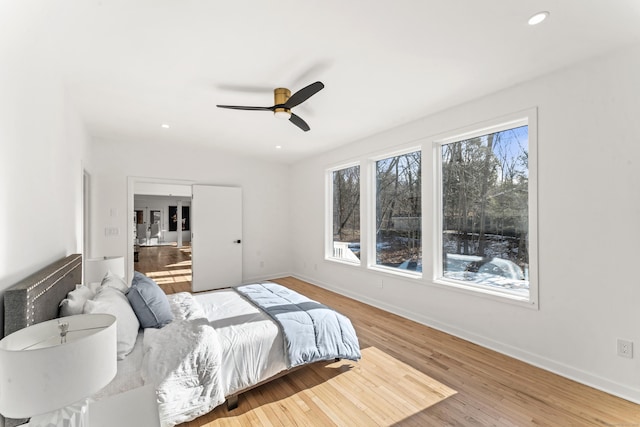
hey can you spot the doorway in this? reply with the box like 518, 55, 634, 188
127, 178, 243, 292
126, 177, 193, 284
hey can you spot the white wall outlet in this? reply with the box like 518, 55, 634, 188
617, 339, 633, 358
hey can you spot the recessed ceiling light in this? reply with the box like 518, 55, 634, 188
528, 11, 549, 26
275, 145, 282, 150
161, 123, 170, 129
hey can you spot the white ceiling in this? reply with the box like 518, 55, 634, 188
4, 1, 640, 163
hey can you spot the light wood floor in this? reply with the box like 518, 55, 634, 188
135, 242, 192, 294
136, 245, 640, 426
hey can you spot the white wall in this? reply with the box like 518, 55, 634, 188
0, 6, 89, 426
0, 11, 88, 338
89, 138, 291, 284
289, 44, 640, 402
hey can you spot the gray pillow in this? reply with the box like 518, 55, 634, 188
127, 272, 173, 328
131, 271, 148, 287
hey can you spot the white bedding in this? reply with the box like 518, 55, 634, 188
195, 289, 286, 396
96, 289, 286, 427
94, 331, 145, 397
142, 293, 224, 426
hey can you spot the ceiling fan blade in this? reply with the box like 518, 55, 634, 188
289, 113, 310, 132
216, 105, 273, 111
284, 81, 324, 109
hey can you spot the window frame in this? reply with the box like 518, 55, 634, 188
367, 146, 423, 279
433, 109, 539, 308
325, 161, 362, 266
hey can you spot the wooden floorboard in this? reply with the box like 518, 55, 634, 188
135, 242, 192, 294
135, 245, 640, 426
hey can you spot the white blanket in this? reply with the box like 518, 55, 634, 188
142, 293, 225, 427
96, 290, 289, 426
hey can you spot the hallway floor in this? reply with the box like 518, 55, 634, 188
135, 243, 192, 294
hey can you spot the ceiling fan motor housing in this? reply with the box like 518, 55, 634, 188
273, 88, 291, 117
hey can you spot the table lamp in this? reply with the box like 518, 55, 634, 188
84, 256, 125, 284
0, 314, 117, 426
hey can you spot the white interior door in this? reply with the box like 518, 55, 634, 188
191, 185, 243, 291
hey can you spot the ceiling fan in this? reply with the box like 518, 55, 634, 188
216, 81, 324, 132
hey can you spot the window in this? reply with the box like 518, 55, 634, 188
169, 206, 190, 231
436, 113, 536, 303
328, 164, 360, 263
323, 111, 536, 303
374, 150, 422, 273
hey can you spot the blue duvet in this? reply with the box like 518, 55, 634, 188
235, 282, 361, 368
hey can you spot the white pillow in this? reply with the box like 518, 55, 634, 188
59, 284, 98, 317
59, 299, 84, 317
84, 287, 140, 359
100, 270, 129, 293
87, 282, 101, 294
70, 284, 96, 301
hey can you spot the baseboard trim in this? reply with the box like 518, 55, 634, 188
244, 272, 293, 284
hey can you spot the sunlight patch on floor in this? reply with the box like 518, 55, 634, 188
303, 346, 457, 425
162, 260, 191, 268
146, 269, 192, 285
191, 346, 457, 426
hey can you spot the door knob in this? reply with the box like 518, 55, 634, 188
234, 239, 242, 244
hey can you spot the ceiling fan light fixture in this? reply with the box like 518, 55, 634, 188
274, 108, 292, 120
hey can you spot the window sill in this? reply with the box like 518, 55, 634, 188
326, 257, 361, 267
432, 277, 538, 309
368, 265, 422, 280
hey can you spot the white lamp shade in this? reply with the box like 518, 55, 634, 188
84, 256, 125, 283
0, 314, 117, 419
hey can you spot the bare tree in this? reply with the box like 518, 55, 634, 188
333, 166, 360, 241
442, 125, 529, 270
376, 151, 422, 265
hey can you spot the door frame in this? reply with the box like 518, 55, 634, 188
83, 169, 91, 259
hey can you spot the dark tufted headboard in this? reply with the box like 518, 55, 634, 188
3, 254, 82, 337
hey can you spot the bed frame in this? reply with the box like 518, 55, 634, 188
223, 359, 336, 410
4, 254, 82, 337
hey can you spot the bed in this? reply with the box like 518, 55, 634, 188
2, 255, 361, 427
